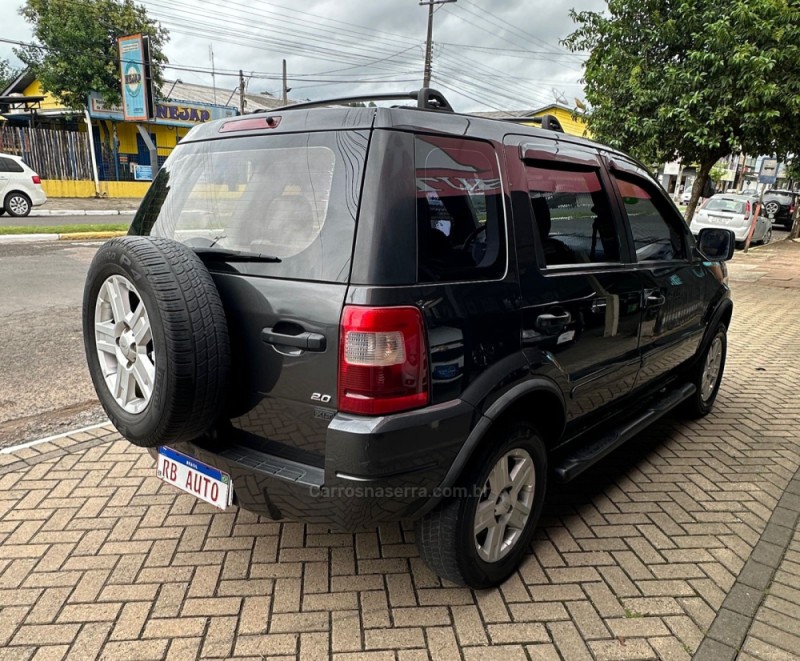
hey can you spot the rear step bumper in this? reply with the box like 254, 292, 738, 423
554, 382, 696, 483
155, 399, 475, 530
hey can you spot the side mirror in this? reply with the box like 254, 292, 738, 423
698, 228, 735, 261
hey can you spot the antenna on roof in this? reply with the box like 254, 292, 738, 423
552, 88, 568, 105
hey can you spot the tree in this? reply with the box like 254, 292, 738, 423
709, 163, 727, 189
16, 0, 168, 110
564, 0, 800, 220
0, 58, 20, 92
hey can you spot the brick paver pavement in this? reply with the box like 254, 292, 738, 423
0, 240, 798, 661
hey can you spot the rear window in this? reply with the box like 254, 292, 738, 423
415, 136, 505, 282
130, 131, 368, 283
705, 197, 747, 214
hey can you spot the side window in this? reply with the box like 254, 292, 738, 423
614, 176, 686, 262
415, 136, 505, 282
525, 164, 621, 267
0, 157, 22, 173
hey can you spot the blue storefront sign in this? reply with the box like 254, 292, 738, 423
134, 164, 153, 181
118, 34, 151, 122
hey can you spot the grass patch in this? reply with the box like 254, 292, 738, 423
624, 608, 643, 619
0, 223, 129, 235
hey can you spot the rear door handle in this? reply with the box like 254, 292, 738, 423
262, 328, 326, 351
535, 311, 571, 333
644, 289, 666, 307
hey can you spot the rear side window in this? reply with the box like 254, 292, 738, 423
614, 177, 686, 262
131, 131, 368, 283
415, 136, 505, 282
525, 164, 620, 267
0, 157, 23, 173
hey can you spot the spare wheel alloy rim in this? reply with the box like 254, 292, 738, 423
94, 274, 156, 414
474, 448, 536, 563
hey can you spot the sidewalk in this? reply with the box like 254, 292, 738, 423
0, 242, 798, 659
31, 197, 141, 217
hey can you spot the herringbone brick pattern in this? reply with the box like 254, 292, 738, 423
0, 241, 798, 660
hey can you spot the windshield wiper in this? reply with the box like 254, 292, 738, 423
192, 247, 282, 263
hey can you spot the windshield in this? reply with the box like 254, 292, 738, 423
130, 130, 368, 282
705, 198, 746, 214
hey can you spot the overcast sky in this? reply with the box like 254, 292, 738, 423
1, 0, 605, 112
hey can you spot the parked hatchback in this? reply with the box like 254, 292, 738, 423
0, 153, 46, 217
82, 88, 735, 588
690, 193, 771, 246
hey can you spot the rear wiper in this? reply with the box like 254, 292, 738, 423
192, 248, 282, 263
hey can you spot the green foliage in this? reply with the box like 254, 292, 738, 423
0, 58, 20, 91
709, 162, 727, 186
16, 0, 168, 110
564, 0, 800, 215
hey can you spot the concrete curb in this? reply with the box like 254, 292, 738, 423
28, 209, 137, 217
0, 230, 127, 243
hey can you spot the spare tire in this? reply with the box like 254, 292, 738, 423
82, 236, 231, 447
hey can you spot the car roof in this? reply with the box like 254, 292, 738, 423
709, 194, 749, 201
0, 153, 23, 161
182, 105, 632, 162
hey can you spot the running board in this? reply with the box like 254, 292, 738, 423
554, 382, 696, 483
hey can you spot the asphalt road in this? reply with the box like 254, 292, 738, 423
0, 213, 130, 228
0, 240, 106, 448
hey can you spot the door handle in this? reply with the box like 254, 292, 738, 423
644, 289, 666, 308
262, 327, 326, 351
535, 311, 571, 333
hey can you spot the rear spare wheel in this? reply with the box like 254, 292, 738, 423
83, 237, 230, 447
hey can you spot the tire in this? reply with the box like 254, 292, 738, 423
415, 420, 547, 588
4, 191, 31, 217
761, 227, 772, 245
83, 236, 231, 447
682, 325, 727, 418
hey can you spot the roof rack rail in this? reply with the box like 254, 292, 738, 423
257, 87, 454, 113
500, 114, 565, 133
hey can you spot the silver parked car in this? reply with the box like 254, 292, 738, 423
690, 193, 772, 246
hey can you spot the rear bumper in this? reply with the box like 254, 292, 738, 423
690, 219, 750, 241
30, 187, 47, 207
151, 399, 475, 530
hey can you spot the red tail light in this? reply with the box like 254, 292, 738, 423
31, 175, 41, 185
339, 306, 428, 415
745, 201, 751, 218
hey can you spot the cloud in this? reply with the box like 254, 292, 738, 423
1, 0, 605, 111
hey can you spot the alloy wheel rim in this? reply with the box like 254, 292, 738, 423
8, 195, 29, 215
765, 202, 779, 216
701, 336, 723, 402
474, 448, 536, 563
94, 274, 156, 414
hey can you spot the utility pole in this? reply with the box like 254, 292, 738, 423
239, 69, 246, 114
209, 45, 217, 104
420, 0, 457, 88
282, 59, 288, 105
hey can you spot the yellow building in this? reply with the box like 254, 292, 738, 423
1, 72, 283, 197
474, 103, 590, 139
528, 103, 590, 138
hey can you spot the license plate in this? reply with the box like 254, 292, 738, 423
157, 446, 233, 510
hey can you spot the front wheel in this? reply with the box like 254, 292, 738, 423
682, 325, 727, 418
415, 420, 547, 588
762, 227, 772, 245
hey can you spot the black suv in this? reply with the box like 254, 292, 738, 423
762, 189, 796, 229
83, 89, 735, 588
